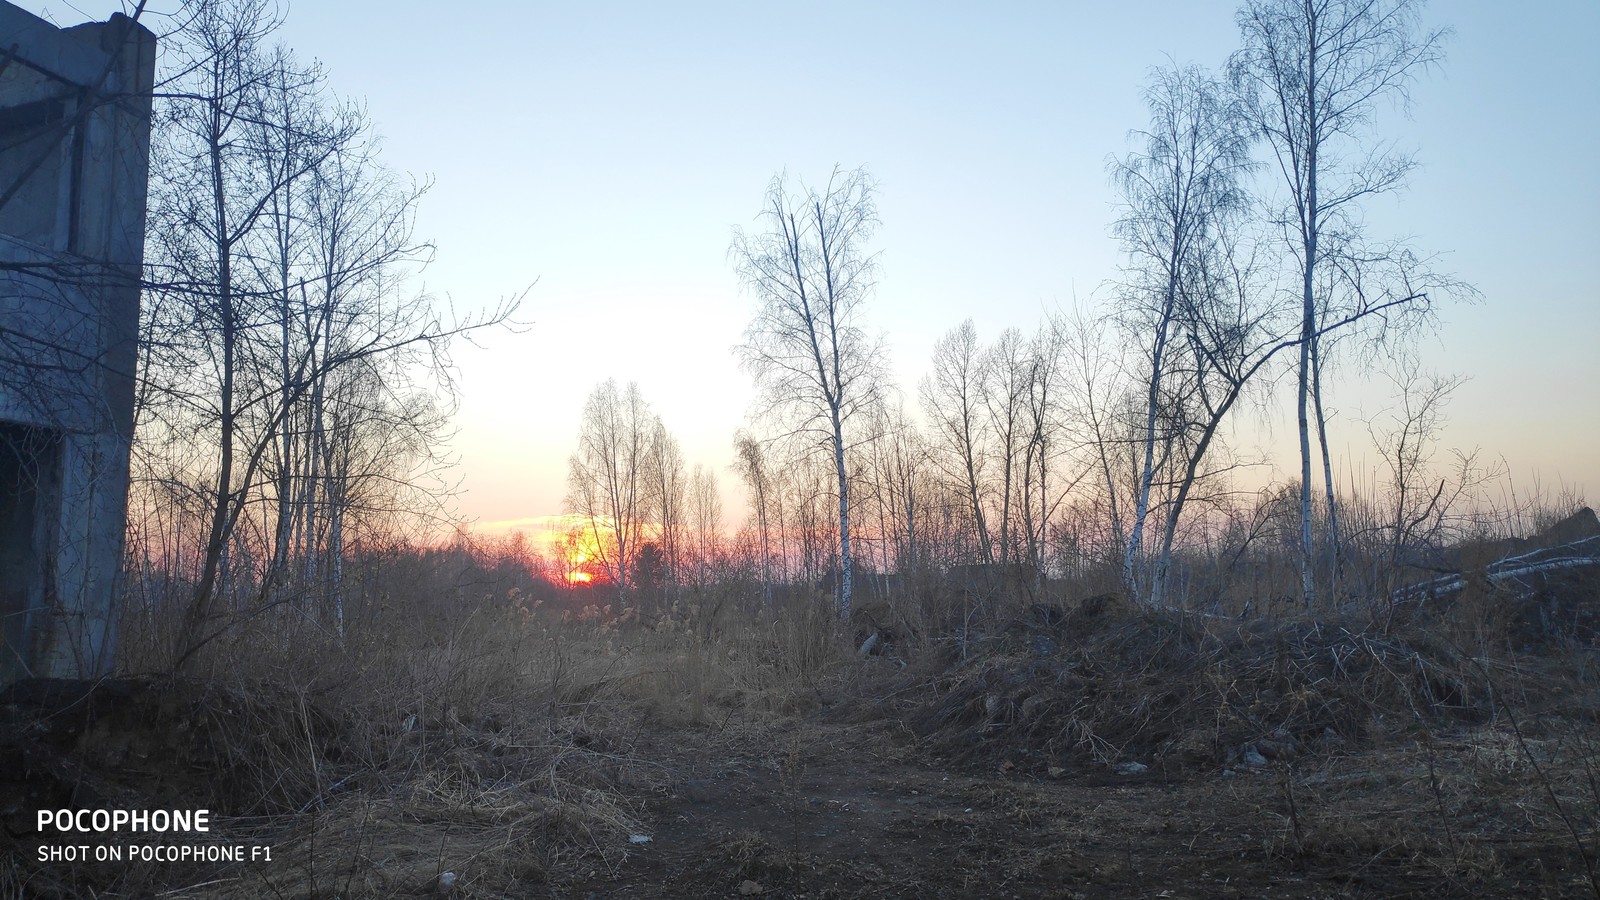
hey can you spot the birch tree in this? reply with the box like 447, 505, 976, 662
1111, 63, 1255, 600
1230, 0, 1448, 605
732, 166, 885, 620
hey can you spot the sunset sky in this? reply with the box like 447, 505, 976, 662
20, 0, 1600, 538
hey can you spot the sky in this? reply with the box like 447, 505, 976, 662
17, 0, 1600, 538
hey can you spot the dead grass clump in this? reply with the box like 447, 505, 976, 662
4, 597, 705, 898
1259, 724, 1600, 895
716, 830, 809, 881
209, 746, 646, 899
2, 675, 661, 899
907, 607, 1493, 768
1, 675, 347, 819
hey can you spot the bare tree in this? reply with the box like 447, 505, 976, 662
133, 0, 513, 669
732, 166, 885, 620
565, 379, 652, 599
733, 430, 775, 600
981, 327, 1031, 568
1111, 63, 1255, 600
1147, 225, 1297, 604
1362, 355, 1479, 613
643, 416, 686, 591
1230, 0, 1449, 605
867, 401, 930, 583
687, 463, 722, 585
1019, 320, 1071, 587
921, 319, 993, 566
1055, 308, 1133, 573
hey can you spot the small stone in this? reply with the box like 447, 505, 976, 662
433, 871, 457, 894
1114, 761, 1148, 776
1047, 766, 1066, 779
1241, 748, 1268, 768
628, 834, 652, 844
738, 879, 764, 895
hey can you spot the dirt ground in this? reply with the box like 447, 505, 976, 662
5, 645, 1597, 899
560, 716, 1593, 900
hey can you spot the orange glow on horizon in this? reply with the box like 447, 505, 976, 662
556, 522, 607, 588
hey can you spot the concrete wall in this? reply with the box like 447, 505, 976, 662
0, 3, 155, 684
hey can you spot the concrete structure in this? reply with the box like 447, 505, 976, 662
0, 3, 155, 684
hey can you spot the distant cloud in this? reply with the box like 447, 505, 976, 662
473, 514, 585, 535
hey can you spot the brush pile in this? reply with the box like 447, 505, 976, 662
909, 603, 1495, 770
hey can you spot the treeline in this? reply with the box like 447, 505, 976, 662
116, 0, 1543, 669
564, 0, 1508, 626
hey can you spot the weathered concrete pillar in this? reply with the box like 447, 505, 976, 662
0, 3, 156, 684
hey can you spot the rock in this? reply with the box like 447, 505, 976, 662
628, 834, 652, 844
1047, 766, 1066, 779
1114, 761, 1148, 776
1241, 748, 1268, 768
433, 871, 457, 894
738, 879, 764, 895
856, 631, 881, 658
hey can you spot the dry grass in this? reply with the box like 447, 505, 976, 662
905, 605, 1496, 768
8, 545, 1599, 897
4, 579, 852, 899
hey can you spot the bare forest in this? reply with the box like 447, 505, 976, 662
5, 1, 1599, 898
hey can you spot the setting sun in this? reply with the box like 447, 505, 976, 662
556, 523, 608, 587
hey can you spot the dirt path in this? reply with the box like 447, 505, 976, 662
559, 719, 1457, 900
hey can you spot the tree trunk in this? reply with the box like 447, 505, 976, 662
176, 96, 236, 670
1297, 14, 1321, 609
1311, 336, 1342, 598
832, 405, 852, 620
1126, 265, 1180, 599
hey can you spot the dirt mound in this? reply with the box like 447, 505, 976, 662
1, 676, 353, 897
1, 676, 342, 825
907, 609, 1491, 770
1, 675, 651, 898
